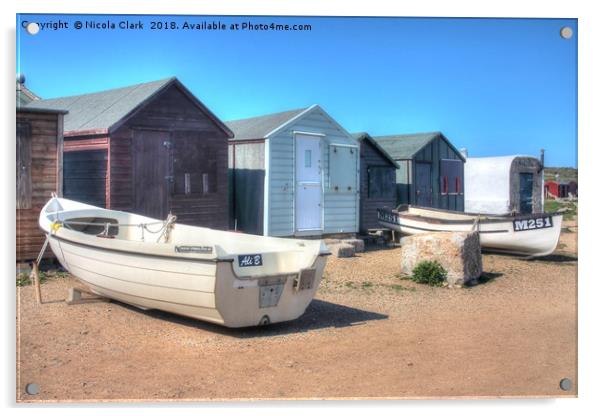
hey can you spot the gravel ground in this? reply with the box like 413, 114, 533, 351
16, 222, 577, 401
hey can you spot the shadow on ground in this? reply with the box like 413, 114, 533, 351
119, 299, 388, 339
485, 251, 577, 263
464, 272, 504, 288
524, 253, 578, 263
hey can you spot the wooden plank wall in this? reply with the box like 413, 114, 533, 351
16, 111, 62, 262
170, 131, 228, 228
359, 140, 397, 232
412, 136, 464, 211
109, 129, 133, 211
109, 83, 230, 229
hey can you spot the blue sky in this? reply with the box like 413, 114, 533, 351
17, 14, 577, 167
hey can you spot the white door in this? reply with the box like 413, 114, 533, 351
295, 134, 322, 231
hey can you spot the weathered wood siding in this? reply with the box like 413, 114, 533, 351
228, 141, 265, 234
109, 129, 132, 211
16, 111, 63, 261
393, 136, 464, 211
359, 140, 397, 232
267, 107, 359, 237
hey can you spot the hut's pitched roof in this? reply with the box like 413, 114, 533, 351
225, 107, 310, 141
352, 132, 399, 168
373, 132, 465, 161
17, 82, 40, 106
25, 77, 232, 137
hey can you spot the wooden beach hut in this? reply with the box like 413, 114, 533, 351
373, 132, 466, 211
227, 105, 360, 237
17, 81, 67, 261
25, 77, 234, 229
352, 132, 399, 233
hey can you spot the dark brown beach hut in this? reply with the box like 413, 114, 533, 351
25, 77, 234, 229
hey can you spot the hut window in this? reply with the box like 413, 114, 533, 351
304, 149, 312, 168
16, 122, 32, 209
368, 167, 395, 199
63, 150, 108, 208
440, 159, 463, 195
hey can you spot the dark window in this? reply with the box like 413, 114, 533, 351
440, 159, 463, 195
368, 166, 395, 199
63, 150, 108, 207
173, 137, 217, 196
16, 122, 32, 209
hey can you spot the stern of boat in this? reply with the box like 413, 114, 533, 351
213, 254, 328, 328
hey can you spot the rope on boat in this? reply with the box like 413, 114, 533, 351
471, 215, 481, 232
55, 214, 178, 243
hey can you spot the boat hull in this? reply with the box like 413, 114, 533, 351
41, 198, 329, 328
378, 206, 563, 257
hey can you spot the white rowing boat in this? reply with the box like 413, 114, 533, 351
39, 197, 330, 327
377, 205, 563, 257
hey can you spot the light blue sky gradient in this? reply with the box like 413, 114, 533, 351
17, 14, 577, 167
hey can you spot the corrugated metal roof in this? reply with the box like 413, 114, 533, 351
352, 132, 399, 168
25, 77, 175, 133
225, 107, 310, 141
372, 132, 443, 160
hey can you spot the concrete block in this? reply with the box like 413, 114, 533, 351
400, 231, 483, 287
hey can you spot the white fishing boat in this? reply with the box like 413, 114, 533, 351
377, 205, 563, 257
39, 197, 330, 328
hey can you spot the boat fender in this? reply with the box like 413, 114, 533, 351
51, 221, 62, 233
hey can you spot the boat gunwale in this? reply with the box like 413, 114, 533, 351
390, 205, 563, 226
389, 222, 510, 234
49, 233, 220, 264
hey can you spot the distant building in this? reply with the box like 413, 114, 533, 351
568, 181, 578, 197
373, 132, 465, 211
466, 155, 543, 215
545, 181, 570, 199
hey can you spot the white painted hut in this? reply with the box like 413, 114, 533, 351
465, 155, 543, 215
